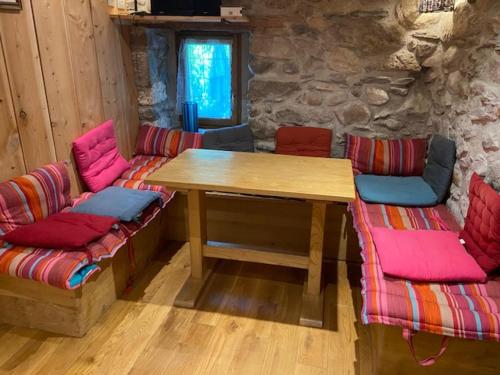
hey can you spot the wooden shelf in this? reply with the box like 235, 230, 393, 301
108, 7, 250, 27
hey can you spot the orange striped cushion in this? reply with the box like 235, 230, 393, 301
345, 134, 427, 176
135, 124, 203, 158
0, 162, 71, 235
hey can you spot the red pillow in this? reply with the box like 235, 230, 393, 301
275, 126, 332, 158
460, 173, 500, 274
345, 134, 427, 176
2, 212, 118, 249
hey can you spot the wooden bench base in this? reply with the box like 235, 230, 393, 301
0, 209, 167, 337
361, 323, 500, 374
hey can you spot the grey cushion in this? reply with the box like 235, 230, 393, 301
423, 135, 457, 203
202, 124, 255, 152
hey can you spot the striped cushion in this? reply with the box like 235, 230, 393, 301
0, 191, 167, 290
0, 162, 71, 235
121, 155, 170, 181
345, 134, 427, 176
135, 124, 203, 158
351, 196, 500, 341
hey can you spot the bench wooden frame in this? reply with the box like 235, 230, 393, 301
0, 210, 168, 337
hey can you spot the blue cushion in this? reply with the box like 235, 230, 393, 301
355, 175, 438, 207
72, 187, 161, 222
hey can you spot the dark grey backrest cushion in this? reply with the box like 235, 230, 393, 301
202, 124, 255, 152
423, 135, 457, 203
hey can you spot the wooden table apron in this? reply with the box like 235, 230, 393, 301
146, 149, 355, 328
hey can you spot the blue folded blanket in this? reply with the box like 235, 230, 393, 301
72, 187, 161, 222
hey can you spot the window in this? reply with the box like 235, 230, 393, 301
177, 34, 240, 126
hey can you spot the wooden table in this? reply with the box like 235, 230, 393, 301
147, 149, 355, 328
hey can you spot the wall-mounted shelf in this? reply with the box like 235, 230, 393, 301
109, 7, 251, 28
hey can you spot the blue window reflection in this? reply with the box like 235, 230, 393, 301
184, 40, 233, 120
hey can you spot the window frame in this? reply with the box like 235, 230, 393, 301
176, 32, 242, 128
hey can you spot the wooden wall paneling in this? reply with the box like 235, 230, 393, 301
62, 0, 105, 134
0, 36, 26, 181
0, 2, 57, 172
90, 0, 134, 158
31, 0, 85, 195
118, 24, 140, 151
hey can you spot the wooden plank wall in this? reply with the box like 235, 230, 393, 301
0, 0, 139, 194
0, 36, 26, 180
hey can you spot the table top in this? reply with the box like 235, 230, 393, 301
146, 149, 356, 203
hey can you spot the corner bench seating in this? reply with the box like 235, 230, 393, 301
350, 195, 500, 342
346, 133, 500, 365
0, 123, 201, 336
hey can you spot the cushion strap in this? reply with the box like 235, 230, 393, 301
402, 328, 449, 367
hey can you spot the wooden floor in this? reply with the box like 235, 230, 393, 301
0, 243, 497, 375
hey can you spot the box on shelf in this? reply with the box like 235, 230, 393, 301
220, 6, 244, 18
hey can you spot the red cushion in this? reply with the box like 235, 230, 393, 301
345, 134, 427, 176
460, 173, 500, 274
275, 126, 332, 158
73, 120, 130, 193
2, 212, 118, 249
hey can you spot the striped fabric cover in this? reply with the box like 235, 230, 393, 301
114, 154, 175, 207
121, 155, 170, 181
0, 193, 165, 290
350, 195, 500, 341
0, 162, 71, 235
345, 134, 427, 176
135, 124, 203, 158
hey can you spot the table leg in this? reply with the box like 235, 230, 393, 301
174, 190, 213, 308
300, 201, 327, 328
188, 189, 207, 279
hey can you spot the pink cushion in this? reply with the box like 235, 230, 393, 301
371, 227, 487, 283
73, 120, 130, 193
460, 173, 500, 274
345, 134, 427, 176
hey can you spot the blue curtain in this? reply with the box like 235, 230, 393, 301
177, 39, 233, 120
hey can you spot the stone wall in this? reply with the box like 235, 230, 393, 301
129, 0, 499, 223
130, 0, 438, 154
419, 0, 500, 223
229, 0, 436, 156
130, 28, 177, 127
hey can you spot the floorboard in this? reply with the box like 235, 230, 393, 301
0, 242, 498, 375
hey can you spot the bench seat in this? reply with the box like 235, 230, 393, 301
350, 194, 500, 341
